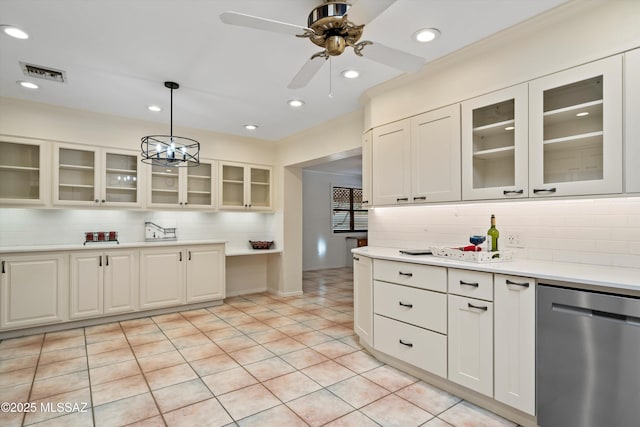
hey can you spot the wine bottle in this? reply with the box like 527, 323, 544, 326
487, 214, 499, 252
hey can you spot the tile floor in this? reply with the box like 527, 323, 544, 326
0, 267, 520, 427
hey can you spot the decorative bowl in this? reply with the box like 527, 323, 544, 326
249, 240, 274, 250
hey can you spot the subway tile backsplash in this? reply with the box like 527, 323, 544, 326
0, 209, 277, 252
367, 197, 640, 269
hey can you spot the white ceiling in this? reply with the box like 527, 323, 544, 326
0, 0, 567, 142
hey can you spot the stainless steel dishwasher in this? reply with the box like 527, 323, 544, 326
537, 284, 640, 427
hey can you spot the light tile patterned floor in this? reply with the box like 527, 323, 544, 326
0, 267, 520, 427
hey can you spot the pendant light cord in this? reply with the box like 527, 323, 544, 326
170, 86, 173, 138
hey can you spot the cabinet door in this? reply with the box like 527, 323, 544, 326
0, 137, 48, 205
372, 119, 411, 205
411, 105, 461, 203
186, 245, 225, 303
185, 160, 216, 209
1, 253, 66, 329
139, 248, 184, 309
147, 164, 182, 207
219, 162, 246, 209
529, 55, 622, 197
102, 149, 142, 207
448, 294, 493, 397
353, 255, 373, 347
248, 165, 272, 210
54, 144, 101, 206
69, 252, 103, 319
361, 130, 372, 207
462, 84, 528, 200
625, 48, 640, 193
104, 250, 138, 314
494, 275, 535, 415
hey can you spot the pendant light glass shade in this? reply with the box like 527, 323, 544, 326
141, 81, 200, 167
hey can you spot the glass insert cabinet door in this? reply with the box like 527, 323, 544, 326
249, 166, 271, 209
186, 162, 213, 207
0, 138, 47, 204
104, 152, 139, 205
461, 84, 528, 200
55, 145, 99, 205
219, 162, 272, 210
529, 55, 622, 197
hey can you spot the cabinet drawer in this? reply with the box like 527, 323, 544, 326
374, 259, 446, 292
374, 281, 446, 334
448, 269, 493, 301
374, 314, 447, 378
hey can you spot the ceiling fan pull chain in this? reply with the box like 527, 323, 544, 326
328, 56, 333, 99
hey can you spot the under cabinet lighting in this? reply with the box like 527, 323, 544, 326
17, 80, 38, 89
1, 25, 29, 39
413, 28, 440, 43
576, 112, 589, 117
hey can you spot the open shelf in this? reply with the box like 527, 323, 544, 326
59, 183, 94, 189
473, 146, 515, 160
59, 163, 94, 171
544, 100, 603, 125
472, 119, 515, 138
543, 131, 603, 151
0, 165, 39, 171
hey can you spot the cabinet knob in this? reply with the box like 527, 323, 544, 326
94, 199, 99, 203
101, 199, 106, 203
353, 256, 360, 261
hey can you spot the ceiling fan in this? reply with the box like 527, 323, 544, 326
220, 0, 425, 89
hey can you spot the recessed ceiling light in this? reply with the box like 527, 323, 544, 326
17, 80, 38, 89
341, 69, 360, 79
1, 25, 29, 40
148, 105, 162, 112
244, 124, 258, 131
288, 99, 305, 108
413, 28, 440, 43
576, 112, 589, 117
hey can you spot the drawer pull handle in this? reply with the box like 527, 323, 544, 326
468, 303, 488, 311
353, 256, 360, 261
503, 189, 524, 195
399, 339, 413, 348
398, 301, 413, 309
460, 280, 479, 287
398, 272, 413, 277
396, 197, 409, 202
413, 196, 426, 201
533, 187, 557, 194
506, 279, 529, 288
99, 256, 102, 267
362, 200, 369, 204
105, 255, 109, 267
1, 261, 4, 274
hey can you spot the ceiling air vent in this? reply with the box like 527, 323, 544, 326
19, 61, 67, 83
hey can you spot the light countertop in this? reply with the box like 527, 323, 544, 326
353, 246, 640, 294
0, 239, 228, 254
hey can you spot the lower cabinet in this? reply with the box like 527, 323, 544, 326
140, 244, 225, 309
0, 253, 67, 329
69, 250, 138, 319
447, 294, 494, 397
494, 274, 536, 415
353, 254, 373, 347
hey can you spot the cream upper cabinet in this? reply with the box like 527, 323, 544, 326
372, 119, 412, 205
372, 106, 461, 206
0, 252, 67, 330
0, 137, 49, 206
353, 254, 373, 347
54, 144, 142, 207
219, 162, 272, 211
529, 55, 623, 197
494, 274, 536, 416
462, 84, 528, 200
411, 105, 461, 203
625, 48, 640, 193
361, 130, 373, 207
147, 160, 216, 209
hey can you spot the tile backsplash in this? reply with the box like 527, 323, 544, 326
368, 197, 640, 269
0, 209, 277, 252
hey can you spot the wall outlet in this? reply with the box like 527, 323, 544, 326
505, 231, 525, 248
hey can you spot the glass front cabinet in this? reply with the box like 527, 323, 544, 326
147, 160, 216, 209
462, 84, 528, 200
529, 56, 623, 197
54, 144, 142, 207
0, 137, 48, 205
219, 162, 272, 211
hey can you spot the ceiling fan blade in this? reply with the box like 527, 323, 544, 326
288, 54, 328, 89
220, 11, 312, 37
359, 42, 424, 72
346, 0, 396, 25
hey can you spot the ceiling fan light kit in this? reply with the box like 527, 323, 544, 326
141, 81, 200, 167
220, 0, 424, 89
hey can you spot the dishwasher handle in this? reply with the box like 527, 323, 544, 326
553, 302, 640, 326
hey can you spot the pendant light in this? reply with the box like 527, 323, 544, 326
141, 81, 200, 167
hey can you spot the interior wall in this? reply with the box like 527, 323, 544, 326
302, 170, 365, 271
